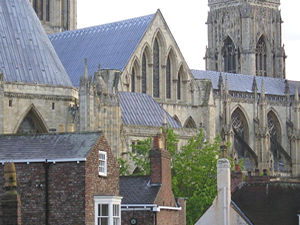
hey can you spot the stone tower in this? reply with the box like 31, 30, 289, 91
205, 0, 286, 78
30, 0, 77, 34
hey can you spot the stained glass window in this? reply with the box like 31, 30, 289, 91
153, 39, 160, 98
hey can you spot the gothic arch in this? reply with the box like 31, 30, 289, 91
140, 44, 152, 94
267, 110, 282, 144
184, 116, 197, 129
14, 104, 48, 134
256, 35, 267, 76
130, 59, 140, 93
173, 115, 182, 127
222, 36, 237, 73
151, 29, 167, 54
153, 38, 160, 98
231, 106, 249, 142
177, 66, 184, 100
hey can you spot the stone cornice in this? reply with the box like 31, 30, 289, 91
4, 92, 76, 102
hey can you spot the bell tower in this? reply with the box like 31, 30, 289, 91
30, 0, 77, 34
205, 0, 286, 78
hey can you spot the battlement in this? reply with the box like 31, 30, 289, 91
208, 0, 280, 9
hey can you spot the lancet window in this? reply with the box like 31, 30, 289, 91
131, 67, 135, 92
142, 53, 147, 94
223, 37, 236, 73
256, 36, 267, 76
153, 39, 160, 98
166, 56, 171, 99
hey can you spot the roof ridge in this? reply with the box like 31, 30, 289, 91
0, 131, 102, 138
49, 13, 155, 39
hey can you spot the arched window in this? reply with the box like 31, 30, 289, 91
142, 53, 147, 94
223, 37, 236, 73
166, 56, 171, 99
46, 0, 50, 21
153, 39, 160, 98
177, 68, 183, 100
17, 107, 48, 134
173, 115, 182, 127
231, 108, 249, 141
184, 116, 196, 129
131, 67, 135, 92
256, 36, 267, 76
268, 111, 281, 143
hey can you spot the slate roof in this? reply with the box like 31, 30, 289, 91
232, 181, 300, 225
192, 70, 300, 96
118, 92, 181, 128
49, 14, 155, 87
0, 132, 102, 162
120, 176, 160, 204
0, 0, 72, 86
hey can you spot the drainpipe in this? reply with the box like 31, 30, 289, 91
44, 160, 49, 225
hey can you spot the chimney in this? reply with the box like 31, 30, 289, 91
217, 158, 231, 225
150, 130, 171, 187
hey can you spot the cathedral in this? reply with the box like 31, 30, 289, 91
1, 0, 300, 177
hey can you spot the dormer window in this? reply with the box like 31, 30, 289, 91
99, 151, 107, 176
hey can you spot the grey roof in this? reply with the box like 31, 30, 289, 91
49, 14, 155, 87
118, 92, 181, 128
0, 132, 102, 162
120, 176, 160, 204
192, 70, 300, 96
0, 0, 72, 86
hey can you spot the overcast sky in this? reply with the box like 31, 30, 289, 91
77, 0, 300, 81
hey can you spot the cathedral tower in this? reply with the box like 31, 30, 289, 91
30, 0, 77, 34
205, 0, 286, 78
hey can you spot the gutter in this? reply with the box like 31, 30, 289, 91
0, 158, 86, 164
121, 204, 182, 212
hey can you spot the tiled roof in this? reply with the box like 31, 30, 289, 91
232, 181, 300, 225
118, 92, 181, 128
0, 0, 72, 87
192, 70, 300, 96
0, 132, 102, 162
49, 14, 155, 87
120, 176, 160, 204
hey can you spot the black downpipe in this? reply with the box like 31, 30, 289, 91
44, 160, 49, 225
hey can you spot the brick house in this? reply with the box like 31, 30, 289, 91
120, 132, 186, 225
0, 132, 121, 225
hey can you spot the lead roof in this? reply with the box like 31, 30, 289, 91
0, 132, 102, 162
118, 92, 181, 128
49, 14, 155, 87
0, 0, 72, 87
192, 70, 300, 96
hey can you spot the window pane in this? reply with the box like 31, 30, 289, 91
113, 218, 119, 225
102, 204, 108, 216
142, 53, 147, 93
113, 204, 119, 216
98, 204, 101, 217
153, 39, 160, 97
101, 218, 108, 225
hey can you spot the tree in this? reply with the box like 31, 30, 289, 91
118, 129, 233, 225
172, 129, 221, 225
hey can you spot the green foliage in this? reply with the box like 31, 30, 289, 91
117, 158, 130, 176
172, 130, 221, 225
118, 128, 241, 225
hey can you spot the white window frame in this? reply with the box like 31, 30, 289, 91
99, 151, 107, 176
94, 196, 122, 225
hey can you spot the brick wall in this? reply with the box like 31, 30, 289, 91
0, 162, 86, 225
85, 134, 120, 225
121, 210, 155, 225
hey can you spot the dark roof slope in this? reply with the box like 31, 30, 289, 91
0, 132, 102, 162
49, 14, 155, 87
120, 176, 160, 204
192, 70, 300, 96
0, 0, 72, 86
118, 92, 181, 128
232, 181, 300, 225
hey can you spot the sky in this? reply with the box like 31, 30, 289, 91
77, 0, 300, 81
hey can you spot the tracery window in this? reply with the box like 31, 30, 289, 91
142, 53, 147, 94
256, 36, 267, 76
17, 108, 47, 134
184, 116, 196, 129
166, 56, 171, 99
131, 67, 135, 92
153, 39, 160, 98
268, 111, 281, 141
231, 108, 248, 140
223, 37, 236, 73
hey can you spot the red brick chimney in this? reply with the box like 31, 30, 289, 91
150, 130, 171, 186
